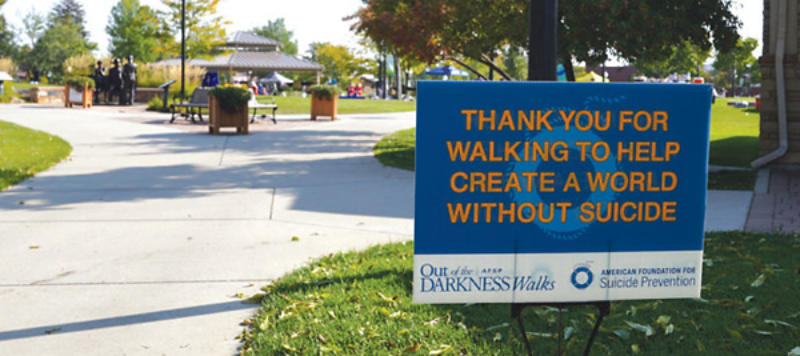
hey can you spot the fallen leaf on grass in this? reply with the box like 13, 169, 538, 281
281, 344, 300, 353
429, 344, 452, 355
526, 331, 553, 338
656, 315, 671, 326
493, 332, 502, 342
317, 334, 327, 344
486, 322, 509, 331
564, 326, 575, 341
665, 324, 675, 335
788, 346, 800, 356
726, 328, 743, 339
753, 330, 774, 336
631, 344, 640, 353
745, 295, 755, 303
625, 321, 654, 337
403, 344, 421, 354
425, 317, 440, 326
765, 319, 796, 328
750, 273, 767, 287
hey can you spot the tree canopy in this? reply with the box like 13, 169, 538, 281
713, 37, 759, 93
253, 18, 298, 55
351, 0, 741, 80
29, 22, 94, 81
160, 0, 229, 58
107, 0, 165, 62
49, 0, 88, 37
308, 42, 370, 86
633, 40, 711, 78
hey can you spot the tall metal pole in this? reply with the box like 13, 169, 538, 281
528, 0, 558, 81
180, 0, 186, 99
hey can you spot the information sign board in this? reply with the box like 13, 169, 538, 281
414, 81, 712, 304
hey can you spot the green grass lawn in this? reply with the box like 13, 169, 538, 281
0, 120, 72, 190
373, 98, 761, 190
256, 96, 416, 115
240, 232, 799, 355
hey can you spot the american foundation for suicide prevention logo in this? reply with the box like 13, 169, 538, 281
570, 263, 594, 289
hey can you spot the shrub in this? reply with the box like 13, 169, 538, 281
65, 76, 95, 90
63, 54, 96, 78
209, 84, 251, 113
137, 63, 205, 88
308, 85, 340, 100
0, 57, 16, 76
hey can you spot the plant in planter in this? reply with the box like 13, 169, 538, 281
208, 84, 252, 134
64, 76, 95, 108
308, 85, 340, 121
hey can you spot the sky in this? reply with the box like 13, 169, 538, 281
2, 0, 763, 60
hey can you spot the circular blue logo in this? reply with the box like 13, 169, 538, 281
570, 266, 594, 289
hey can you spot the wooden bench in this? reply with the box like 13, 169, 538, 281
170, 88, 209, 123
248, 95, 278, 124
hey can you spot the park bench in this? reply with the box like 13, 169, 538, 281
248, 95, 278, 124
170, 88, 209, 123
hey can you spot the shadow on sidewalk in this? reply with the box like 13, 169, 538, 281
0, 301, 254, 341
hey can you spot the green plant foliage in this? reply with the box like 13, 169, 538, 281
252, 18, 298, 55
64, 76, 95, 90
308, 85, 340, 100
210, 86, 251, 114
106, 0, 165, 63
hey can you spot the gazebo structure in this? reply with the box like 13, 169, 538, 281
154, 31, 324, 84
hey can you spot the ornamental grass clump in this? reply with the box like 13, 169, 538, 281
210, 84, 251, 113
308, 85, 340, 100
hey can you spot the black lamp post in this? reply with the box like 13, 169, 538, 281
180, 0, 186, 99
528, 0, 558, 81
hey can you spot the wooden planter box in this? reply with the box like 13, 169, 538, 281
311, 95, 338, 121
209, 95, 249, 135
65, 83, 93, 108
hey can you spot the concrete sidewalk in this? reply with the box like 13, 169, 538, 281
0, 106, 415, 355
0, 105, 754, 355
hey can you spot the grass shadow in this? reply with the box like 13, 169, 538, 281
709, 136, 759, 167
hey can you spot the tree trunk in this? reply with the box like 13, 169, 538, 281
394, 51, 402, 99
561, 53, 575, 82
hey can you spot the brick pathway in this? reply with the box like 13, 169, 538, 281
745, 169, 800, 233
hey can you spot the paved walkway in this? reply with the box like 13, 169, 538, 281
746, 168, 800, 233
0, 105, 414, 355
0, 104, 756, 355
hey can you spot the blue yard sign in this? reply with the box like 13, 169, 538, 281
414, 81, 712, 304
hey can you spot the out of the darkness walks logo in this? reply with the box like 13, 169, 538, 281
570, 264, 594, 289
418, 264, 555, 293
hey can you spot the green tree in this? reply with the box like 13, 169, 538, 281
29, 22, 93, 81
21, 9, 46, 47
309, 42, 370, 87
49, 0, 88, 37
107, 0, 165, 62
352, 0, 741, 80
713, 37, 759, 96
0, 0, 16, 58
634, 40, 711, 78
252, 18, 298, 55
159, 0, 229, 59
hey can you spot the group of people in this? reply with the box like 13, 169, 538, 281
90, 55, 137, 105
